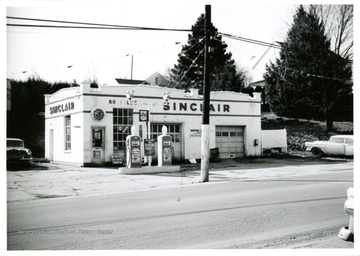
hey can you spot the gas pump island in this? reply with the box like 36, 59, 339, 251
119, 125, 180, 174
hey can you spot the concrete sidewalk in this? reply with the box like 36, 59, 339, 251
7, 156, 353, 204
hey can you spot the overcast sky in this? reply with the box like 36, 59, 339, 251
5, 1, 299, 85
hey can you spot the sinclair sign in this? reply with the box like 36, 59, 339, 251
49, 101, 75, 115
163, 101, 230, 112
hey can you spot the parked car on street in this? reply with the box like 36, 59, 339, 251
305, 135, 353, 157
6, 138, 32, 165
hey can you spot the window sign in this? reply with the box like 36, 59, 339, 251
144, 139, 155, 156
139, 110, 149, 122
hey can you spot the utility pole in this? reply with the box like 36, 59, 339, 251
200, 4, 211, 182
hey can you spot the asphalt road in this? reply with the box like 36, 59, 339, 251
7, 170, 353, 250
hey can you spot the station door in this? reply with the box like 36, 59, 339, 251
215, 126, 245, 158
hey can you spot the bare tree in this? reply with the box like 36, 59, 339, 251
309, 5, 353, 59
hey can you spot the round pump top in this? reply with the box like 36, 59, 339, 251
131, 125, 136, 135
162, 125, 167, 135
347, 187, 353, 199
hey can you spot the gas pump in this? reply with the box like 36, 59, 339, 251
158, 126, 172, 166
126, 126, 141, 168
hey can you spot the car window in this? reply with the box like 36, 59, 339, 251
7, 140, 24, 147
330, 138, 345, 143
345, 138, 353, 144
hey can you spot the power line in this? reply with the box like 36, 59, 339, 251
252, 42, 276, 69
7, 16, 283, 50
6, 16, 191, 32
7, 16, 138, 28
275, 65, 348, 82
173, 48, 205, 88
221, 33, 281, 48
219, 32, 282, 49
6, 23, 191, 32
179, 37, 205, 57
8, 15, 286, 84
6, 24, 140, 30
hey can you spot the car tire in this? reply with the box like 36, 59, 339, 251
311, 147, 323, 157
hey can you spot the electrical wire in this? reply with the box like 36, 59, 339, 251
272, 65, 348, 82
179, 36, 205, 58
173, 48, 205, 88
7, 16, 282, 49
8, 15, 292, 87
219, 32, 281, 49
6, 16, 191, 32
252, 43, 275, 69
6, 23, 193, 32
7, 16, 141, 28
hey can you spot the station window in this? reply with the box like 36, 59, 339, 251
65, 115, 71, 150
113, 108, 133, 152
151, 123, 181, 142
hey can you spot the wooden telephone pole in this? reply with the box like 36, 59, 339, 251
200, 5, 211, 182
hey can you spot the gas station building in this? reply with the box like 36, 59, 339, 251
44, 81, 264, 166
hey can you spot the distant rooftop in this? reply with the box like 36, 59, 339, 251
248, 80, 266, 88
115, 78, 148, 85
115, 72, 170, 87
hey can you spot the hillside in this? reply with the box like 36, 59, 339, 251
261, 113, 353, 153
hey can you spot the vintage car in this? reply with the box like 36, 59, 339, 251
305, 135, 353, 157
7, 138, 32, 165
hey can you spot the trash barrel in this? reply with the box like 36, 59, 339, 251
210, 147, 220, 162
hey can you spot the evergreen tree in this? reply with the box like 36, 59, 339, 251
264, 5, 352, 131
170, 14, 247, 93
8, 77, 77, 157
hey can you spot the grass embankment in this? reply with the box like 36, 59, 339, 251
261, 114, 353, 153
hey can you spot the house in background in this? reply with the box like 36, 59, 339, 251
145, 72, 171, 87
115, 72, 171, 87
248, 80, 266, 90
115, 78, 149, 85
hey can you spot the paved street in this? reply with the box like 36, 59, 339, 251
8, 171, 353, 250
7, 156, 355, 250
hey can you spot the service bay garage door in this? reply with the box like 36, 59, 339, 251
215, 126, 245, 158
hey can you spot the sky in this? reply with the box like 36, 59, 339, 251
5, 1, 298, 85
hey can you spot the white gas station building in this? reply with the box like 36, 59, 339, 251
44, 82, 286, 166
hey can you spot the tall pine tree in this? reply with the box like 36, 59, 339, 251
264, 5, 352, 131
170, 14, 247, 93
